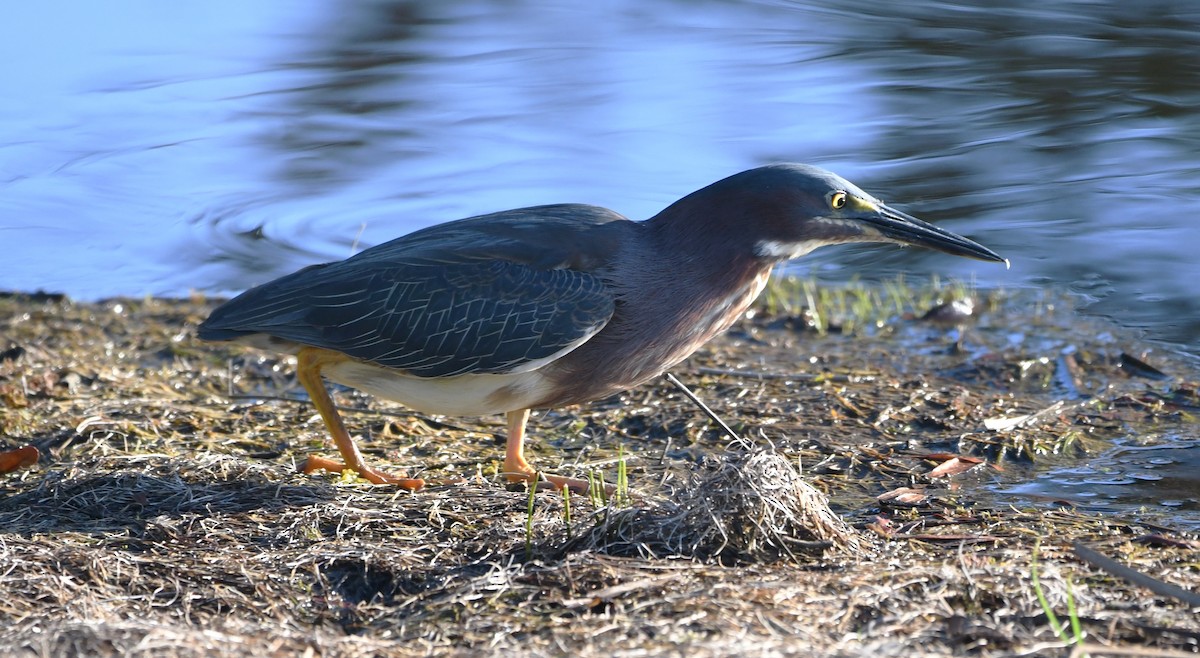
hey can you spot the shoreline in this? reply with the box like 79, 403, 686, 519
0, 286, 1196, 656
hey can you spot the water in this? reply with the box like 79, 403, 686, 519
1, 1, 1196, 525
996, 436, 1200, 533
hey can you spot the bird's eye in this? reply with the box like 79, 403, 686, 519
829, 191, 848, 210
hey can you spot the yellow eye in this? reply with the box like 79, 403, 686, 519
829, 191, 848, 210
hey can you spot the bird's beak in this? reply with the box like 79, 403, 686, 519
857, 203, 1006, 264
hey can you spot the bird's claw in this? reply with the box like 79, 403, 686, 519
301, 455, 425, 490
504, 470, 612, 497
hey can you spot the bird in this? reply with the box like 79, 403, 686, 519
198, 163, 1005, 493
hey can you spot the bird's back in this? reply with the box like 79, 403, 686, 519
199, 204, 635, 378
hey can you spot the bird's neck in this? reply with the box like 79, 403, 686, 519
627, 220, 776, 353
645, 205, 777, 291
536, 223, 774, 407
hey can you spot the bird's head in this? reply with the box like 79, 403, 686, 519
654, 163, 1006, 266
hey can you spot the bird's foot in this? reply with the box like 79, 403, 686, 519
504, 470, 615, 498
301, 455, 425, 490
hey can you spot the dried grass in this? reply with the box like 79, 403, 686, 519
0, 292, 1197, 657
567, 448, 863, 562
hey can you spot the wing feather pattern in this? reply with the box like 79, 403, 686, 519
200, 245, 618, 378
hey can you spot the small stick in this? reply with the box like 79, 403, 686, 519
663, 372, 745, 445
1073, 542, 1200, 607
696, 366, 815, 380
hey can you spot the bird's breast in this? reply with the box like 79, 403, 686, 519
536, 264, 772, 407
691, 268, 772, 339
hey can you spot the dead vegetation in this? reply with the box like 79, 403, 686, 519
0, 286, 1196, 657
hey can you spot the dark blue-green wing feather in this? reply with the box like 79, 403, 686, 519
198, 204, 625, 378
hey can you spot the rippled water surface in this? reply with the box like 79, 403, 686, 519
2, 1, 1196, 523
996, 436, 1200, 532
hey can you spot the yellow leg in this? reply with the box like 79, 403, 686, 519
502, 408, 599, 495
296, 347, 424, 490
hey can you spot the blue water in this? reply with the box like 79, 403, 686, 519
1, 1, 1196, 525
4, 1, 1198, 349
997, 436, 1200, 533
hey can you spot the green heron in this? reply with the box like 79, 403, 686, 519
199, 164, 1005, 492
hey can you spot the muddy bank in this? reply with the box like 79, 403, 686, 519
0, 286, 1196, 657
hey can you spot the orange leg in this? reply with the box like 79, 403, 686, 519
295, 347, 424, 490
502, 408, 600, 495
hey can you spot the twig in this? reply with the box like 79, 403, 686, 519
695, 366, 870, 384
1073, 543, 1200, 607
695, 366, 815, 381
1070, 643, 1200, 658
663, 372, 745, 445
560, 575, 678, 609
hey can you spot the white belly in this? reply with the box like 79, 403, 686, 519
321, 359, 554, 416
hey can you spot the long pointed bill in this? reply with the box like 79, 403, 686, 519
862, 204, 1006, 264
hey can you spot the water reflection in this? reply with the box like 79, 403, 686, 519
998, 437, 1200, 532
2, 1, 1197, 336
191, 0, 1200, 351
821, 1, 1200, 348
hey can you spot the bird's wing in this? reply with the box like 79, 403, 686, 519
201, 257, 615, 378
199, 205, 628, 379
